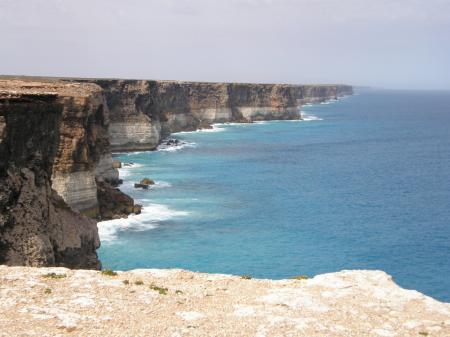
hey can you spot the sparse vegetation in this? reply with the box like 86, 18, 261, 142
43, 273, 66, 279
175, 290, 183, 294
101, 269, 117, 276
123, 279, 130, 285
241, 274, 252, 280
150, 284, 168, 295
292, 275, 309, 280
44, 288, 52, 294
134, 280, 144, 285
419, 332, 429, 336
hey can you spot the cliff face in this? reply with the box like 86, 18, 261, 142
0, 80, 102, 268
92, 79, 352, 151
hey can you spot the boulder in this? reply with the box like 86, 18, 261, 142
97, 181, 136, 220
133, 204, 142, 215
140, 178, 155, 185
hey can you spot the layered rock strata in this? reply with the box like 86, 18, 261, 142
91, 79, 352, 151
0, 80, 102, 268
1, 266, 449, 336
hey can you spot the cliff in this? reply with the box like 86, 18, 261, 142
0, 80, 102, 268
1, 266, 449, 336
91, 79, 352, 151
0, 76, 351, 268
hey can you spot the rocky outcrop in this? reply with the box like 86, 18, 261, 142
91, 79, 352, 151
1, 266, 449, 336
0, 81, 101, 268
97, 181, 138, 220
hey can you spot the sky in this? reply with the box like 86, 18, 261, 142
1, 0, 449, 89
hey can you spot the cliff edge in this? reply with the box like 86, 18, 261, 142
0, 266, 449, 336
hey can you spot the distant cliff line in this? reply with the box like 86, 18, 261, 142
87, 79, 352, 152
0, 77, 352, 269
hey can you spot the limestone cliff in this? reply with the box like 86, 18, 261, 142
0, 80, 101, 268
91, 79, 352, 151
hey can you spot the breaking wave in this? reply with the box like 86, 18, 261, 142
98, 203, 189, 242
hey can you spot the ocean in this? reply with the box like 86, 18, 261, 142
98, 89, 450, 302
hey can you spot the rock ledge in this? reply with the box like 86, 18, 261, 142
0, 266, 449, 336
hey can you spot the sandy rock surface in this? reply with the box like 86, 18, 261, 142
0, 266, 449, 336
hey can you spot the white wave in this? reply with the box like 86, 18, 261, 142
197, 124, 225, 133
117, 163, 144, 178
122, 163, 144, 168
117, 151, 153, 156
221, 122, 250, 126
118, 169, 130, 178
153, 181, 172, 189
157, 141, 196, 152
301, 113, 323, 121
98, 203, 189, 242
174, 124, 226, 134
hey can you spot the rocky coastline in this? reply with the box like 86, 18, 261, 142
1, 77, 450, 335
0, 76, 351, 269
91, 79, 353, 152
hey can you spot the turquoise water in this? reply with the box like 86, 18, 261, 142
99, 89, 450, 302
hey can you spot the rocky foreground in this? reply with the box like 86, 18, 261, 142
0, 266, 449, 337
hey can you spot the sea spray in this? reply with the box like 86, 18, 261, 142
98, 203, 189, 242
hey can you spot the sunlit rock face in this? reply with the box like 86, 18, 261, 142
0, 79, 102, 269
93, 79, 352, 151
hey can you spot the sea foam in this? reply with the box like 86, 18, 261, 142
157, 141, 196, 152
98, 203, 188, 242
174, 124, 226, 134
301, 113, 323, 121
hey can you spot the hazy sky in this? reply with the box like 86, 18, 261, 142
1, 0, 450, 89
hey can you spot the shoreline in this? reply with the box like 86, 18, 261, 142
98, 96, 345, 243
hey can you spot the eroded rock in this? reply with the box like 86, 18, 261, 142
0, 267, 448, 336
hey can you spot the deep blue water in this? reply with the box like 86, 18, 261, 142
99, 89, 450, 302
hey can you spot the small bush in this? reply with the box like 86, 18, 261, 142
123, 279, 130, 285
134, 280, 144, 286
150, 284, 168, 295
292, 275, 309, 280
43, 273, 66, 279
175, 290, 183, 295
101, 269, 117, 276
44, 288, 52, 294
241, 274, 252, 280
